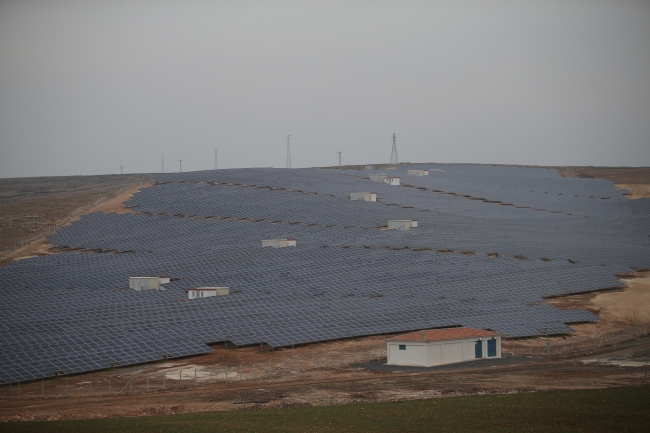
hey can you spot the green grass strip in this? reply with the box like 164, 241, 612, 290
4, 385, 650, 433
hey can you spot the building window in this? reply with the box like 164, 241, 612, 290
399, 345, 406, 350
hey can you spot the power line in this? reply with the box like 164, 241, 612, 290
286, 135, 292, 168
390, 133, 399, 168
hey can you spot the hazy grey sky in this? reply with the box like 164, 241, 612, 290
1, 1, 649, 177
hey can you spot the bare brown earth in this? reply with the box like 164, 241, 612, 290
0, 183, 152, 266
1, 337, 649, 422
0, 174, 151, 251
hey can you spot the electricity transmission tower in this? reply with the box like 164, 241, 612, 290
161, 154, 164, 173
179, 160, 182, 173
286, 135, 292, 168
338, 151, 342, 171
390, 133, 399, 168
214, 148, 218, 170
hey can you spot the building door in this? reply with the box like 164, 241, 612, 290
488, 339, 497, 357
475, 340, 482, 358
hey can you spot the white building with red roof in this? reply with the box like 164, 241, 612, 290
386, 327, 501, 367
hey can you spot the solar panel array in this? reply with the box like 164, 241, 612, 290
0, 164, 648, 383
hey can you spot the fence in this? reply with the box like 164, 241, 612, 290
0, 344, 386, 400
0, 177, 154, 258
501, 322, 649, 358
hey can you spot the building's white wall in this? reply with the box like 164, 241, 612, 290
159, 277, 170, 284
262, 239, 295, 248
442, 342, 464, 364
369, 174, 387, 182
387, 342, 427, 366
427, 343, 441, 367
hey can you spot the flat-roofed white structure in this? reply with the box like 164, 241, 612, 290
262, 238, 297, 248
387, 327, 501, 367
129, 277, 161, 291
407, 169, 429, 176
350, 192, 377, 202
369, 174, 388, 183
187, 287, 229, 299
388, 220, 418, 230
383, 176, 400, 186
158, 276, 171, 285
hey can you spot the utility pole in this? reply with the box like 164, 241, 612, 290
179, 160, 182, 173
161, 154, 164, 173
390, 133, 399, 168
286, 135, 292, 168
338, 151, 342, 171
120, 165, 123, 174
214, 147, 218, 170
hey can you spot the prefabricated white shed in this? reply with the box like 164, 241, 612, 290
350, 192, 377, 202
129, 277, 161, 291
407, 169, 429, 176
383, 176, 401, 186
187, 287, 229, 299
262, 238, 297, 248
388, 220, 418, 230
158, 276, 171, 284
387, 327, 501, 367
369, 174, 388, 183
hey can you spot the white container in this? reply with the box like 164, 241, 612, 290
129, 277, 161, 291
158, 276, 171, 284
407, 169, 429, 176
388, 220, 417, 230
188, 287, 229, 299
350, 192, 377, 202
262, 238, 297, 248
383, 177, 400, 186
369, 174, 387, 183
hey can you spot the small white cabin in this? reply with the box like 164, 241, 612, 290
262, 238, 297, 248
158, 276, 171, 285
388, 220, 418, 230
369, 174, 388, 183
383, 177, 400, 186
350, 192, 377, 202
187, 287, 229, 299
407, 169, 429, 176
387, 327, 501, 367
129, 277, 161, 291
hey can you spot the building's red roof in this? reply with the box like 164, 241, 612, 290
387, 327, 498, 342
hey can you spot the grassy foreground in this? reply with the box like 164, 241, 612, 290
3, 386, 650, 433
